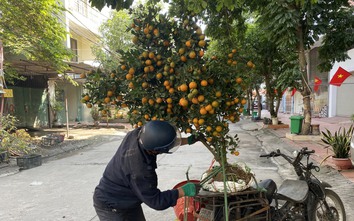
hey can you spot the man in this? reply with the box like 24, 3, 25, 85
93, 120, 199, 221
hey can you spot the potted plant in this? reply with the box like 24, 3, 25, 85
0, 115, 41, 169
90, 106, 100, 126
321, 125, 354, 170
0, 146, 9, 164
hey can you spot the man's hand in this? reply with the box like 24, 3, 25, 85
187, 134, 204, 145
181, 182, 197, 197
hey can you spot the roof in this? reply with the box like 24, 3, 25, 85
5, 59, 96, 78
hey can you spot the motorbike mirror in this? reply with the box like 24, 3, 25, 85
293, 150, 299, 157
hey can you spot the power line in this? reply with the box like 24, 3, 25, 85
53, 12, 117, 56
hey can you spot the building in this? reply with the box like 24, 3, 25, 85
2, 0, 110, 128
279, 46, 354, 118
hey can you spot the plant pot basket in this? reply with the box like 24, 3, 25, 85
16, 154, 42, 170
0, 151, 9, 163
41, 134, 64, 146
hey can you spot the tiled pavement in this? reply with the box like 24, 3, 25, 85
260, 111, 354, 183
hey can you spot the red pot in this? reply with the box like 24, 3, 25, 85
332, 157, 353, 170
172, 180, 200, 221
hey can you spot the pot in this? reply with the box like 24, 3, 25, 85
332, 157, 353, 170
173, 180, 200, 221
272, 117, 279, 125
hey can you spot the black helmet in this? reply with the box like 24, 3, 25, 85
138, 121, 181, 153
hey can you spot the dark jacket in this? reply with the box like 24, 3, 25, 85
93, 128, 179, 210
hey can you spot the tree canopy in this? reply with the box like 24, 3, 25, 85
0, 0, 73, 74
91, 10, 133, 72
88, 0, 354, 135
82, 4, 255, 164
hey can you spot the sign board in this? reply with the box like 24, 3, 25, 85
3, 89, 13, 98
197, 208, 214, 221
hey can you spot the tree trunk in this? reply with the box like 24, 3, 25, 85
302, 93, 312, 134
264, 74, 277, 118
255, 84, 262, 118
275, 94, 282, 114
247, 87, 252, 115
297, 26, 311, 135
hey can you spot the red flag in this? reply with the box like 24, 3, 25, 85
314, 76, 322, 92
329, 67, 352, 86
291, 88, 296, 96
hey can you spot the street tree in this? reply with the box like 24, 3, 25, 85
247, 0, 354, 134
0, 0, 73, 81
91, 10, 133, 72
243, 25, 299, 120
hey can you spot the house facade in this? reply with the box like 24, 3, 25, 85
3, 0, 110, 128
279, 47, 354, 118
50, 0, 109, 126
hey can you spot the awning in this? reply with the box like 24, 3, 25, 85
5, 59, 96, 78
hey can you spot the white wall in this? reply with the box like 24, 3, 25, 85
328, 49, 354, 117
293, 91, 303, 114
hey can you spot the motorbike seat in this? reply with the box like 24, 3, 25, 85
256, 179, 277, 204
276, 179, 309, 203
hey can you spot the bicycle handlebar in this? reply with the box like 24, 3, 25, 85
260, 147, 318, 179
260, 147, 315, 167
260, 147, 315, 159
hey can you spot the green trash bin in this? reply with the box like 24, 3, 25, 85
289, 115, 304, 134
252, 111, 258, 118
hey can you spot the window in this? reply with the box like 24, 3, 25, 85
70, 38, 78, 62
72, 0, 88, 17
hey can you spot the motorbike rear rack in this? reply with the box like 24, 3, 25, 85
194, 187, 270, 221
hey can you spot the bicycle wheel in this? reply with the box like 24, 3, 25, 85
310, 189, 346, 221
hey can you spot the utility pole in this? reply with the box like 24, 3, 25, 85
0, 40, 5, 118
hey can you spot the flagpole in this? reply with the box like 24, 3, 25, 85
0, 40, 5, 130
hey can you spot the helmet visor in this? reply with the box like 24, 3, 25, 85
167, 129, 182, 153
154, 126, 181, 154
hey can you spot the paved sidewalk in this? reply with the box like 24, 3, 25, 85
260, 111, 354, 183
0, 124, 132, 177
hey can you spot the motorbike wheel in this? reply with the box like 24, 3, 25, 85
310, 189, 346, 221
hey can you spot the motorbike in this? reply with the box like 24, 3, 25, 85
194, 147, 346, 221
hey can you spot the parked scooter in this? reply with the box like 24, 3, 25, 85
258, 147, 346, 220
194, 147, 346, 221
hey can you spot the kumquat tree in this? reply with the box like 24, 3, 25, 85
82, 4, 256, 192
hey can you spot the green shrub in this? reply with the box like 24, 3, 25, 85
0, 115, 35, 156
